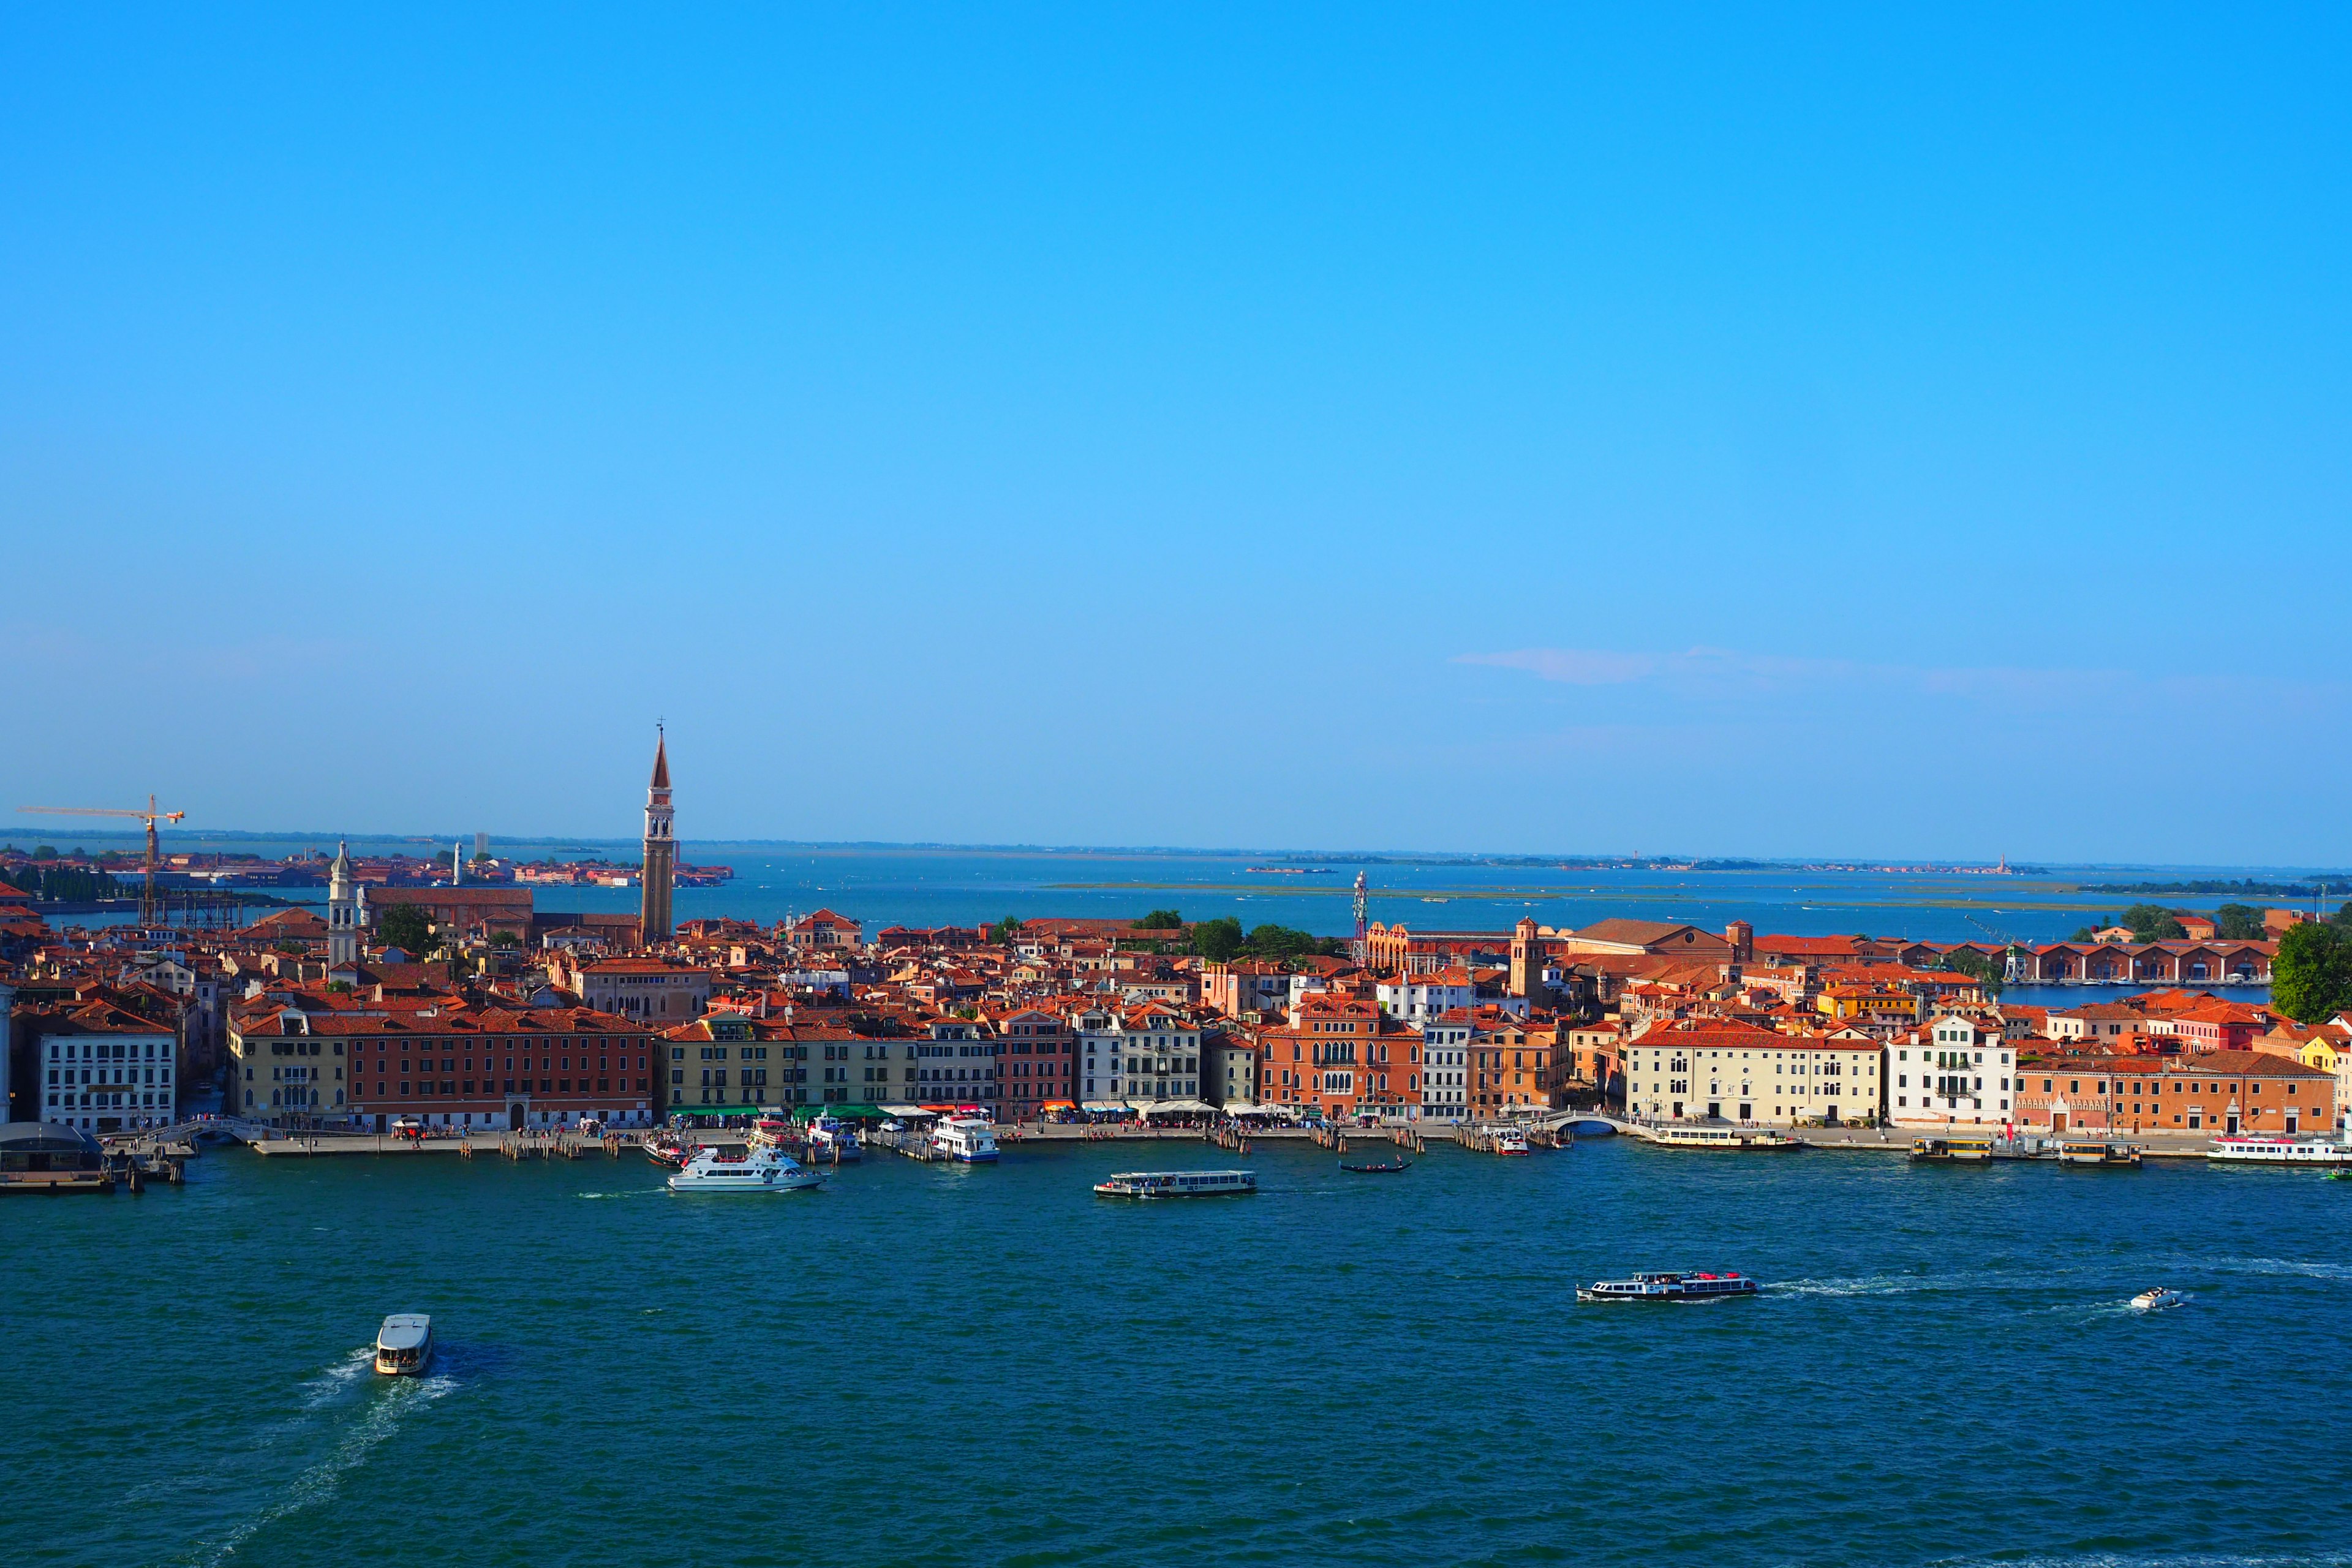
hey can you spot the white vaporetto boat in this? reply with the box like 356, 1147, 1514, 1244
2207, 1134, 2352, 1166
930, 1116, 999, 1163
1095, 1169, 1256, 1198
1578, 1271, 1759, 1303
666, 1145, 826, 1193
375, 1314, 434, 1376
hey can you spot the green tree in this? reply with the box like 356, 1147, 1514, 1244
1135, 908, 1184, 931
2272, 921, 2352, 1023
378, 903, 434, 954
991, 914, 1022, 946
1192, 916, 1245, 961
2119, 903, 2187, 942
2067, 926, 2097, 943
2213, 903, 2267, 940
2331, 901, 2352, 930
1942, 946, 2005, 997
1245, 923, 1322, 959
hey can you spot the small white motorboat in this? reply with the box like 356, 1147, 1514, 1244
375, 1314, 434, 1376
667, 1145, 826, 1193
2130, 1287, 2184, 1311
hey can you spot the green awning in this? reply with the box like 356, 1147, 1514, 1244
794, 1102, 888, 1121
669, 1104, 763, 1117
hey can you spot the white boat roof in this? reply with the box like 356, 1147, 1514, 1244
377, 1314, 431, 1349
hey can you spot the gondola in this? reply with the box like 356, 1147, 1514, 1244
1338, 1158, 1411, 1174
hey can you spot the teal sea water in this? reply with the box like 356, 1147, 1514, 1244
10, 1138, 2350, 1567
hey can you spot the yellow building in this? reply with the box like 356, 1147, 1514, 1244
1626, 1022, 1882, 1125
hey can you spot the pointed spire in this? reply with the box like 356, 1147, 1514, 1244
650, 725, 670, 790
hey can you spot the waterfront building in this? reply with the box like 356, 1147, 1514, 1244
1470, 1016, 1551, 1114
911, 1016, 1001, 1111
1624, 1022, 1882, 1125
662, 1012, 799, 1110
990, 1006, 1074, 1120
2013, 1050, 2334, 1136
639, 729, 676, 946
1207, 1030, 1259, 1108
1255, 994, 1420, 1119
230, 1004, 655, 1129
1562, 1020, 1624, 1104
24, 999, 177, 1133
1419, 1015, 1471, 1118
1888, 1016, 2017, 1127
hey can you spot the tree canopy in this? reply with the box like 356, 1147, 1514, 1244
1134, 909, 1185, 930
1192, 916, 1245, 962
2272, 921, 2352, 1024
2117, 903, 2187, 942
991, 914, 1021, 946
1941, 946, 2005, 996
2213, 903, 2267, 941
377, 903, 434, 955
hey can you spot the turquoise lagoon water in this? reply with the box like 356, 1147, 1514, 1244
8, 1136, 2350, 1566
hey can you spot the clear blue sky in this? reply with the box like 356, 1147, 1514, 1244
5, 6, 2348, 862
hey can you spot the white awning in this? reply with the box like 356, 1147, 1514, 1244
1140, 1098, 1213, 1116
1081, 1101, 1131, 1112
878, 1104, 933, 1118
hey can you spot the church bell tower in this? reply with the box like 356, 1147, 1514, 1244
640, 728, 676, 946
328, 840, 359, 968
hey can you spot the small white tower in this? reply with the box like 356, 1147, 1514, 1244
328, 841, 358, 969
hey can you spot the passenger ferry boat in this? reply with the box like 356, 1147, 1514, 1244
2208, 1134, 2352, 1166
1095, 1169, 1257, 1198
1651, 1126, 1804, 1152
2058, 1140, 2143, 1167
930, 1117, 999, 1163
666, 1145, 826, 1193
1910, 1136, 1994, 1162
374, 1314, 434, 1376
1578, 1271, 1759, 1303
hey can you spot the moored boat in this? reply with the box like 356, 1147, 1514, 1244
374, 1314, 434, 1376
805, 1114, 863, 1163
1095, 1169, 1256, 1198
2208, 1134, 2352, 1166
1578, 1271, 1758, 1303
1490, 1126, 1531, 1156
2059, 1140, 2142, 1167
930, 1117, 999, 1163
1910, 1137, 1993, 1162
1653, 1126, 1803, 1152
666, 1145, 826, 1193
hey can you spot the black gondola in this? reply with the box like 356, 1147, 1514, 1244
1338, 1158, 1411, 1174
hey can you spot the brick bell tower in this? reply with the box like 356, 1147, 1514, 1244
639, 727, 676, 947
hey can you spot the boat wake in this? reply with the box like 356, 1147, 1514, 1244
179, 1352, 458, 1567
1768, 1273, 1961, 1299
298, 1347, 377, 1408
2207, 1256, 2352, 1282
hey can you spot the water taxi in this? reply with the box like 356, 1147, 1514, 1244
1578, 1271, 1759, 1303
1651, 1126, 1803, 1152
930, 1117, 999, 1163
1094, 1169, 1257, 1198
1910, 1137, 1994, 1162
1490, 1125, 1530, 1155
374, 1314, 434, 1376
2209, 1134, 2352, 1165
2130, 1287, 2184, 1311
2058, 1140, 2142, 1167
666, 1145, 826, 1193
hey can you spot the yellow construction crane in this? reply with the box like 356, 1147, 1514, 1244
19, 794, 187, 928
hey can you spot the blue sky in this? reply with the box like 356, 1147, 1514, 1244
4, 6, 2348, 862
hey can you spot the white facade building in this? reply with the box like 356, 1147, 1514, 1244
1418, 1019, 1471, 1119
1889, 1016, 2018, 1128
